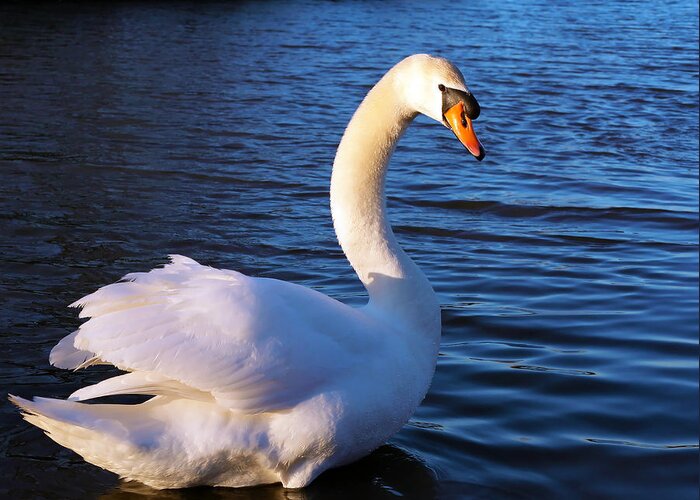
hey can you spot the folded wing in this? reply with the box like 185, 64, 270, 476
53, 255, 378, 413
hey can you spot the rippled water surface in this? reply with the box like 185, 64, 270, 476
1, 1, 698, 498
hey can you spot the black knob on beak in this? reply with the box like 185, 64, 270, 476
441, 87, 480, 120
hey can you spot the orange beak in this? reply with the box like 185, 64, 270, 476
443, 101, 485, 161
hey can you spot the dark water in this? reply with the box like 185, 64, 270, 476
1, 1, 698, 498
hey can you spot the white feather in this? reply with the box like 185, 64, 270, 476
66, 255, 384, 413
69, 371, 215, 403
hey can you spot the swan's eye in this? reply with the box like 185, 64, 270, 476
438, 84, 446, 92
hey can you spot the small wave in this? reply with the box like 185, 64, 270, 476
585, 438, 699, 450
399, 198, 697, 228
510, 364, 596, 376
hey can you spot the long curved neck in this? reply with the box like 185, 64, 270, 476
330, 70, 439, 332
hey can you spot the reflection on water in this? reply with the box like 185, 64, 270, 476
101, 446, 437, 500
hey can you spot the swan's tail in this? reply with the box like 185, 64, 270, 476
9, 394, 164, 486
8, 394, 276, 489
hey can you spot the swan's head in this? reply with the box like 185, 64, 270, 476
396, 54, 485, 161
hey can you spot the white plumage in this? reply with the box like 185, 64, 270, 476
11, 54, 484, 489
63, 255, 386, 413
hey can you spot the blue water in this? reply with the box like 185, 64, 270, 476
0, 1, 697, 498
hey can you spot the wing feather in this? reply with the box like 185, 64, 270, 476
69, 371, 214, 403
55, 255, 378, 413
50, 331, 92, 369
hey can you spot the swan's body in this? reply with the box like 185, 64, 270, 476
11, 54, 484, 489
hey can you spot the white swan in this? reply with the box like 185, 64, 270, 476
10, 54, 485, 489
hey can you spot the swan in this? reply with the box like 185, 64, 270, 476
10, 54, 485, 489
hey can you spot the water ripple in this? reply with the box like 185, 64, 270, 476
0, 0, 697, 498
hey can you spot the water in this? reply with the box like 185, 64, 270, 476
0, 1, 697, 498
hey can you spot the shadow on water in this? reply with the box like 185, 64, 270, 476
100, 445, 438, 500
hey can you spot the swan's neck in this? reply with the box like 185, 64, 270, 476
330, 70, 440, 334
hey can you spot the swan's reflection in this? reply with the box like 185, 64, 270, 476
100, 445, 437, 500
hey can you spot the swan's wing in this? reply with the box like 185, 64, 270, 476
50, 331, 96, 369
54, 255, 379, 413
